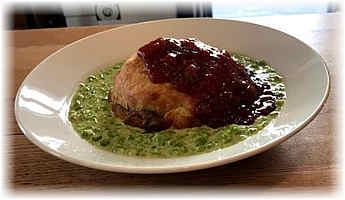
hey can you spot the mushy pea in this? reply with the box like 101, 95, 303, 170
68, 53, 286, 158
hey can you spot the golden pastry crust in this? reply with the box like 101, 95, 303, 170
109, 54, 201, 131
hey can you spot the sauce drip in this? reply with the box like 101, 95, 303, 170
138, 37, 276, 128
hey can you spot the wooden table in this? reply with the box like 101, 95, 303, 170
7, 13, 341, 194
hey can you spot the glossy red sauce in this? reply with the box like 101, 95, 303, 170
138, 37, 276, 128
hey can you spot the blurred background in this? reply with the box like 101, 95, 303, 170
7, 0, 341, 30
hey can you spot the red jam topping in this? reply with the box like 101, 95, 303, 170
138, 37, 276, 128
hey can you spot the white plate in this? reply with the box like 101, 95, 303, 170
15, 18, 329, 174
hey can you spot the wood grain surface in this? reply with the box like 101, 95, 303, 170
6, 13, 342, 193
